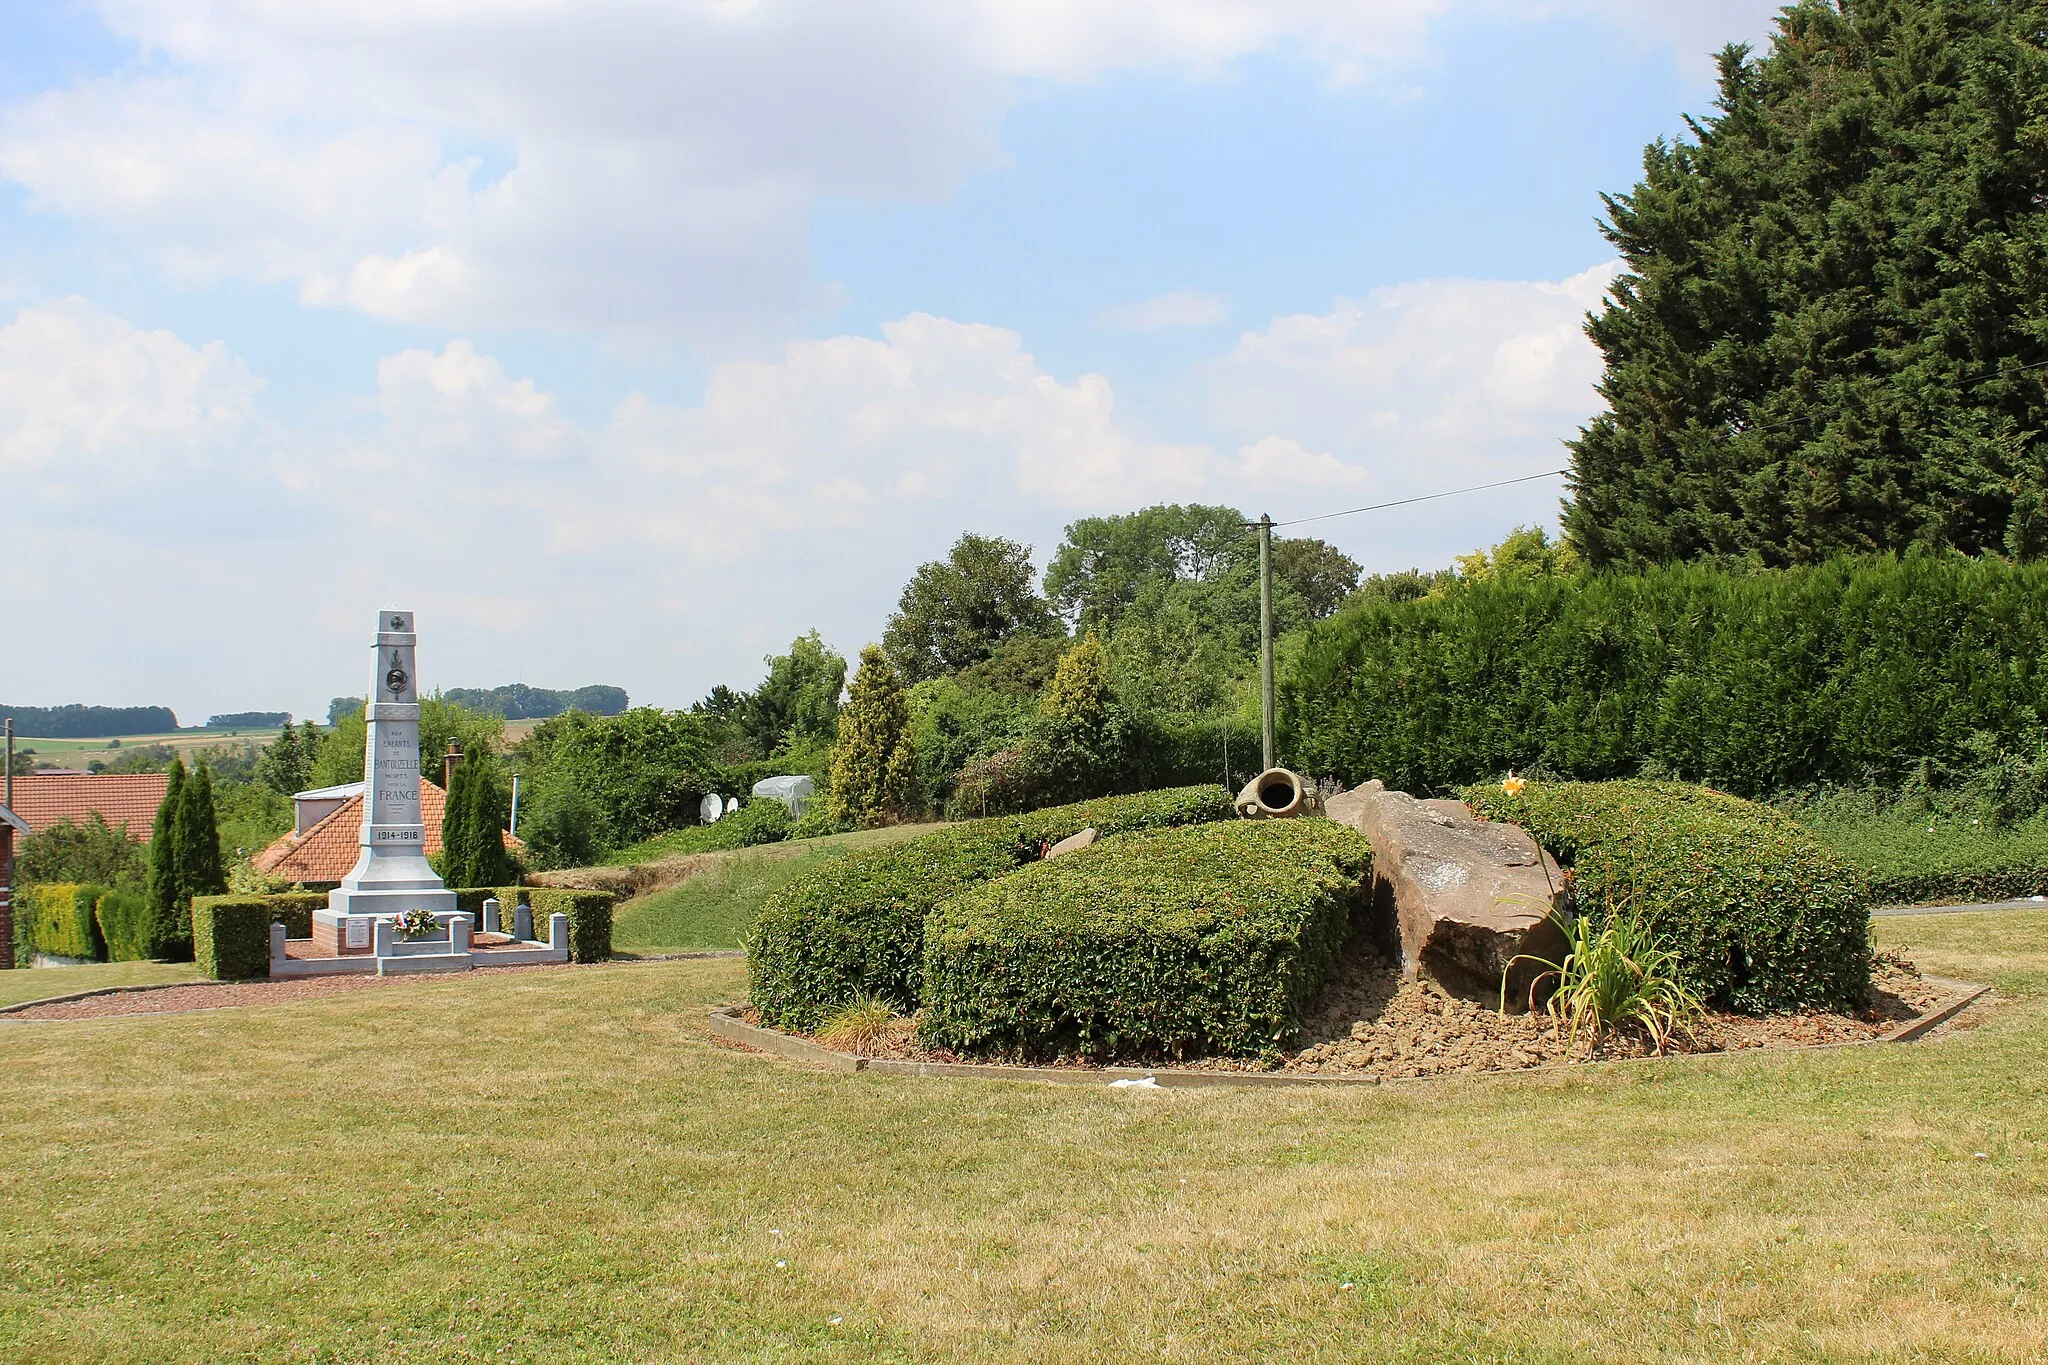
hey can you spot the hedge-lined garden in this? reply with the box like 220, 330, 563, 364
190, 887, 617, 980
14, 882, 158, 966
1286, 554, 2048, 799
1468, 780, 1873, 1013
921, 819, 1372, 1060
748, 785, 1236, 1030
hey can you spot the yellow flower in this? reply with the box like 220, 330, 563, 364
1501, 771, 1527, 797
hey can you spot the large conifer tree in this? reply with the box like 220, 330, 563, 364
465, 761, 517, 887
827, 646, 916, 828
176, 763, 227, 903
1567, 0, 2048, 567
144, 757, 186, 958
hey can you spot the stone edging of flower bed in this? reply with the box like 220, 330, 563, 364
704, 976, 1993, 1089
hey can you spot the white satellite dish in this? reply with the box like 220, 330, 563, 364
700, 793, 725, 823
727, 795, 742, 815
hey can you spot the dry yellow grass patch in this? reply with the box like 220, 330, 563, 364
0, 914, 2040, 1362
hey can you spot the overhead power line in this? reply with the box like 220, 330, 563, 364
1257, 468, 1572, 530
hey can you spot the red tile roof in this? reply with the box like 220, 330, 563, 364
4, 773, 171, 840
252, 779, 524, 886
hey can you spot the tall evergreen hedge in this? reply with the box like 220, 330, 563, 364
1568, 0, 2048, 567
1283, 554, 2047, 798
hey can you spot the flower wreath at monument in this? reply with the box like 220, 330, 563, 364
393, 907, 441, 939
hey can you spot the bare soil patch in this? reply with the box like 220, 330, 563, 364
2, 964, 578, 1021
757, 946, 1954, 1079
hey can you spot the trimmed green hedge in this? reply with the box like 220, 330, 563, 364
749, 785, 1236, 1030
1288, 555, 2048, 799
192, 897, 274, 980
921, 819, 1373, 1061
94, 888, 156, 961
16, 883, 107, 962
1468, 780, 1872, 1013
451, 887, 616, 962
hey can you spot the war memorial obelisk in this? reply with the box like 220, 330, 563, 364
316, 609, 456, 950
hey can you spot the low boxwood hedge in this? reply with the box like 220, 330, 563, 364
16, 883, 107, 962
920, 818, 1374, 1061
1467, 780, 1872, 1013
748, 785, 1236, 1030
451, 887, 616, 962
192, 897, 275, 980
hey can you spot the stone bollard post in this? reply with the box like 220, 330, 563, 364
548, 912, 569, 956
513, 901, 534, 942
373, 917, 394, 956
270, 922, 287, 967
450, 916, 472, 955
481, 897, 500, 934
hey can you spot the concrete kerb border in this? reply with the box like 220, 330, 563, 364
705, 975, 1993, 1091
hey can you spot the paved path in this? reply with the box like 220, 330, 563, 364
1874, 897, 2048, 918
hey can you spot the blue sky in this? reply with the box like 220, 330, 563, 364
0, 0, 1784, 724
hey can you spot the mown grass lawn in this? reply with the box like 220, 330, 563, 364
611, 825, 941, 953
0, 959, 199, 1009
1, 913, 2044, 1362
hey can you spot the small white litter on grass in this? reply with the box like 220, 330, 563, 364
1109, 1076, 1161, 1089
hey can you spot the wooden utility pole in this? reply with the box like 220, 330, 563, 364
1258, 513, 1275, 771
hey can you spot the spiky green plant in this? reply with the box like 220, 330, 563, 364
1509, 908, 1703, 1055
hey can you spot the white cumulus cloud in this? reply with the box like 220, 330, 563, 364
0, 297, 262, 480
0, 1, 1748, 340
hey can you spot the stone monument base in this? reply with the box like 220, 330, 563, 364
313, 897, 461, 956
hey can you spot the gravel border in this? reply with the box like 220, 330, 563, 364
705, 976, 1992, 1090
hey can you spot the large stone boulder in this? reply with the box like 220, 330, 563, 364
1325, 782, 1566, 1005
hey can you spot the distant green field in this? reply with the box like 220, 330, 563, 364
9, 729, 284, 770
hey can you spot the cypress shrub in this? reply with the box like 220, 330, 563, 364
1467, 780, 1873, 1013
748, 784, 1236, 1030
175, 764, 227, 905
828, 645, 917, 828
192, 897, 273, 980
145, 758, 187, 958
465, 763, 518, 886
1286, 554, 2048, 798
439, 760, 478, 887
920, 819, 1372, 1061
16, 883, 108, 962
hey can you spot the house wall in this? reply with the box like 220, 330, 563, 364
1, 825, 13, 972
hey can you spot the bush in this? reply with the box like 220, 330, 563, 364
15, 813, 148, 895
1468, 780, 1872, 1013
191, 897, 275, 980
94, 888, 158, 961
921, 819, 1373, 1061
451, 887, 616, 963
16, 883, 108, 962
1288, 554, 2048, 800
748, 784, 1236, 1030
